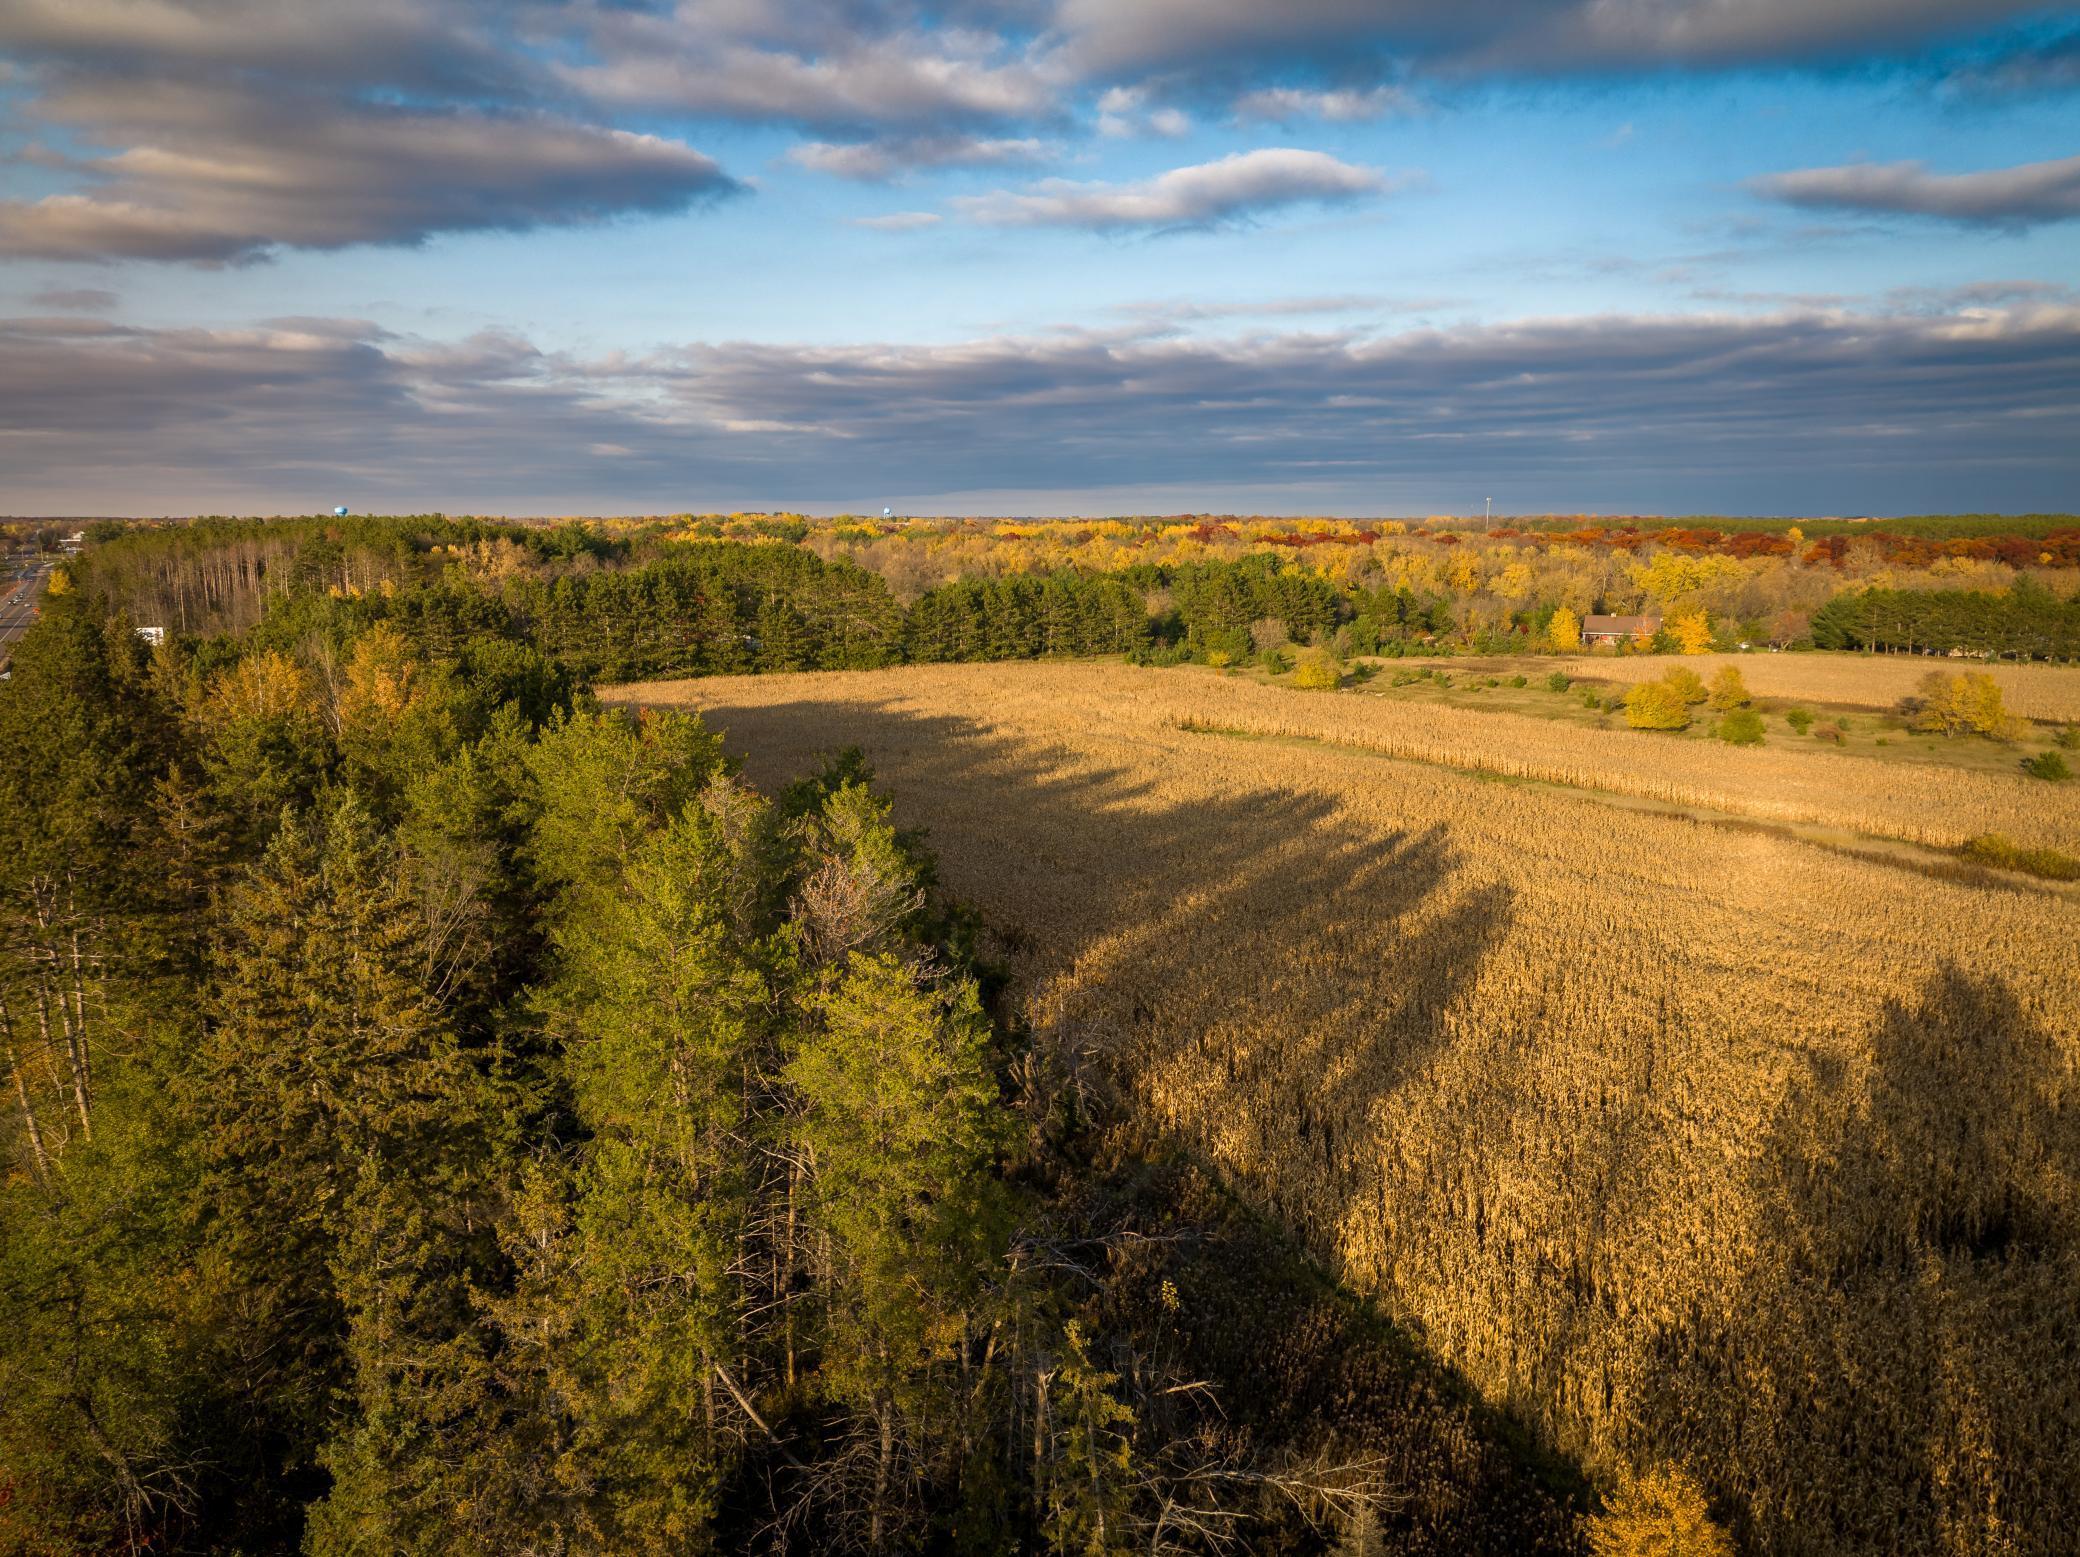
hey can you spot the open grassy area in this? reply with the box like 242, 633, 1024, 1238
1341, 653, 2079, 783
1389, 650, 2080, 722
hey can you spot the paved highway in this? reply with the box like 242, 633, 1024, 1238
0, 559, 51, 674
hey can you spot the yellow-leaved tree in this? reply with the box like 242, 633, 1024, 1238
1670, 610, 1714, 655
1909, 671, 2023, 740
1588, 1465, 1736, 1557
1623, 681, 1691, 730
1707, 666, 1749, 711
1292, 648, 1343, 690
1548, 607, 1582, 653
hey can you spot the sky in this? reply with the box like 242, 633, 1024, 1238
1, 1, 2077, 517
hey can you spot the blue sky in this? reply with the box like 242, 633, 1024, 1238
1, 2, 2077, 516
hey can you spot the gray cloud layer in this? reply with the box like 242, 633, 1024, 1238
1049, 0, 2047, 78
1, 0, 2063, 261
1753, 154, 2080, 228
0, 86, 738, 262
4, 304, 2074, 514
0, 2, 737, 262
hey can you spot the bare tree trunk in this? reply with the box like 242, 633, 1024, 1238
711, 1361, 806, 1470
66, 920, 91, 1099
3, 997, 51, 1185
36, 971, 90, 1142
871, 1389, 894, 1552
782, 1160, 799, 1389
1031, 1363, 1052, 1526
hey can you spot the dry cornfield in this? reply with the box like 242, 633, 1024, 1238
609, 661, 2080, 1556
1520, 651, 2080, 723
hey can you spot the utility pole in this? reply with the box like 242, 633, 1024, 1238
1485, 497, 1492, 530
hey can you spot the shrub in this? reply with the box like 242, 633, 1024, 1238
1707, 666, 1750, 712
2023, 751, 2071, 782
1547, 672, 1572, 693
1248, 616, 1290, 656
1291, 649, 1343, 690
1785, 708, 1814, 734
1961, 834, 2080, 880
1258, 646, 1292, 675
1509, 674, 1528, 688
2055, 725, 2080, 750
1663, 667, 1709, 706
1588, 1466, 1735, 1557
1716, 709, 1765, 746
1624, 681, 1692, 730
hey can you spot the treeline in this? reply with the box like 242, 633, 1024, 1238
143, 540, 1461, 683
67, 516, 624, 635
90, 523, 2080, 681
1811, 581, 2080, 659
0, 599, 1579, 1552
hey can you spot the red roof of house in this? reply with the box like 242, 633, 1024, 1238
1581, 614, 1660, 635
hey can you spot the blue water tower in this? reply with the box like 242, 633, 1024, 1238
333, 505, 350, 517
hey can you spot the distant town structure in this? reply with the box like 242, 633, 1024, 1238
1580, 613, 1661, 646
334, 505, 350, 517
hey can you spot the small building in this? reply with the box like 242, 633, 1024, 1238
1581, 613, 1660, 646
136, 625, 166, 646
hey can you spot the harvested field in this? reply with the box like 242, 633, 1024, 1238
1525, 651, 2080, 722
609, 661, 2080, 1557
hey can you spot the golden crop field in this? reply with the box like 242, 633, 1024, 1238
1523, 651, 2080, 722
1183, 676, 2079, 854
609, 661, 2080, 1557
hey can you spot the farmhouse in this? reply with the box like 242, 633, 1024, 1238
1581, 613, 1660, 645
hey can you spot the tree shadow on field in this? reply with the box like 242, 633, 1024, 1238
669, 689, 1579, 1546
1639, 965, 2080, 1555
686, 693, 1513, 1254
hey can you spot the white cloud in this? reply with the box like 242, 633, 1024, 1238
559, 22, 1054, 129
956, 148, 1391, 230
789, 135, 1055, 182
852, 211, 944, 231
1232, 86, 1415, 123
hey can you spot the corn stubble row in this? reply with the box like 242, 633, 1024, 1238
613, 662, 2080, 1556
1531, 651, 2080, 722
